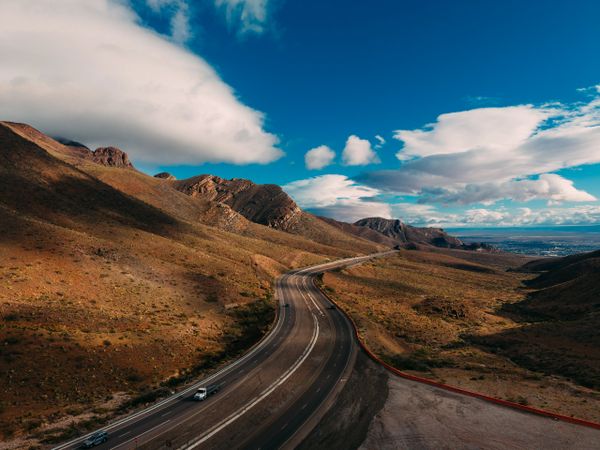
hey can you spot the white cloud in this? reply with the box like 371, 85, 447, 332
359, 96, 600, 204
304, 145, 335, 170
145, 0, 191, 44
419, 174, 596, 205
283, 174, 391, 222
214, 0, 270, 35
374, 134, 386, 148
0, 0, 281, 166
391, 203, 600, 228
342, 135, 380, 166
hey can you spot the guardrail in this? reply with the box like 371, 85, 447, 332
313, 275, 600, 431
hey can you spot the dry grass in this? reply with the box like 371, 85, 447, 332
0, 122, 385, 443
322, 250, 600, 423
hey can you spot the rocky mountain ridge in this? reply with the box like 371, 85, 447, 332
173, 175, 302, 231
354, 217, 464, 248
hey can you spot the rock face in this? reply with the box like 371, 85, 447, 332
92, 147, 133, 168
154, 172, 176, 181
174, 175, 302, 231
354, 217, 464, 248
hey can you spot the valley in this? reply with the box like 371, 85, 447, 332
1, 121, 599, 448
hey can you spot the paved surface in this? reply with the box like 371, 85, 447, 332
54, 252, 394, 450
360, 374, 600, 450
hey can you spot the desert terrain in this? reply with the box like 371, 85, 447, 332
320, 248, 600, 423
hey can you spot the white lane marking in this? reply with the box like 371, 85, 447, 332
181, 314, 320, 450
300, 276, 325, 317
117, 431, 131, 438
55, 252, 394, 450
161, 410, 173, 417
111, 420, 170, 450
54, 274, 290, 450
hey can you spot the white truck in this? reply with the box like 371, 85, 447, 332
193, 384, 220, 401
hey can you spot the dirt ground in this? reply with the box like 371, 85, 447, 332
360, 374, 600, 450
322, 250, 600, 424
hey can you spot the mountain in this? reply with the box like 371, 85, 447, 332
0, 121, 387, 439
91, 146, 134, 168
154, 171, 176, 180
318, 216, 400, 247
173, 175, 302, 231
353, 217, 464, 248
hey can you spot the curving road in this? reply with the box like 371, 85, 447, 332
54, 251, 395, 450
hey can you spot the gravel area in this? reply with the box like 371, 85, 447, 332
360, 374, 600, 449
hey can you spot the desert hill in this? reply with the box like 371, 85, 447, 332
0, 121, 385, 441
469, 250, 600, 394
174, 174, 302, 231
354, 217, 465, 248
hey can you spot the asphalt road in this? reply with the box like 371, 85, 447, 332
54, 251, 394, 450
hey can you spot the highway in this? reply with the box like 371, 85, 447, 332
54, 251, 394, 450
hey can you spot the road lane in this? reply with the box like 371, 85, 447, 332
54, 251, 394, 450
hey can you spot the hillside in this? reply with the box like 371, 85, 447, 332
354, 217, 466, 248
468, 250, 600, 394
174, 175, 301, 231
0, 121, 384, 442
319, 249, 600, 423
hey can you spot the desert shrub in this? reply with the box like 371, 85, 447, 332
383, 348, 454, 372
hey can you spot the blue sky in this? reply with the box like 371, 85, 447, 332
1, 0, 599, 226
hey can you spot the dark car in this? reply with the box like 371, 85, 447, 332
82, 431, 108, 448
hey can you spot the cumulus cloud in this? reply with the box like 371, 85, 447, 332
359, 96, 600, 205
283, 175, 391, 222
419, 174, 596, 205
342, 135, 380, 166
304, 145, 335, 170
392, 203, 600, 228
214, 0, 271, 35
0, 0, 281, 165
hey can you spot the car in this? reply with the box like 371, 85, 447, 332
326, 305, 335, 310
81, 431, 108, 448
283, 303, 290, 308
193, 384, 220, 401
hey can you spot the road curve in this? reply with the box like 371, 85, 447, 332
54, 251, 395, 450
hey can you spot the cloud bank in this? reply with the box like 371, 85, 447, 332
393, 203, 600, 228
359, 97, 600, 205
0, 0, 281, 165
283, 175, 391, 222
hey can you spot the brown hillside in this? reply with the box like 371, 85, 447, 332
0, 121, 382, 443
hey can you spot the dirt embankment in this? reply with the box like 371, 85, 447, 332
321, 249, 600, 424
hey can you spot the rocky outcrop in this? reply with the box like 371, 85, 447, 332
154, 172, 176, 181
353, 217, 465, 249
92, 147, 133, 169
174, 175, 302, 231
318, 216, 399, 247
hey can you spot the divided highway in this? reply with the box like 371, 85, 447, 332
55, 251, 395, 450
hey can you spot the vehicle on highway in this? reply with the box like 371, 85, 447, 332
81, 431, 108, 448
193, 384, 220, 401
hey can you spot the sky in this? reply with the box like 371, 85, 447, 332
1, 0, 599, 227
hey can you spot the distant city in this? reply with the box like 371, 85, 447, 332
452, 226, 600, 256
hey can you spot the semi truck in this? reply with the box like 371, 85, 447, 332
193, 384, 220, 401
